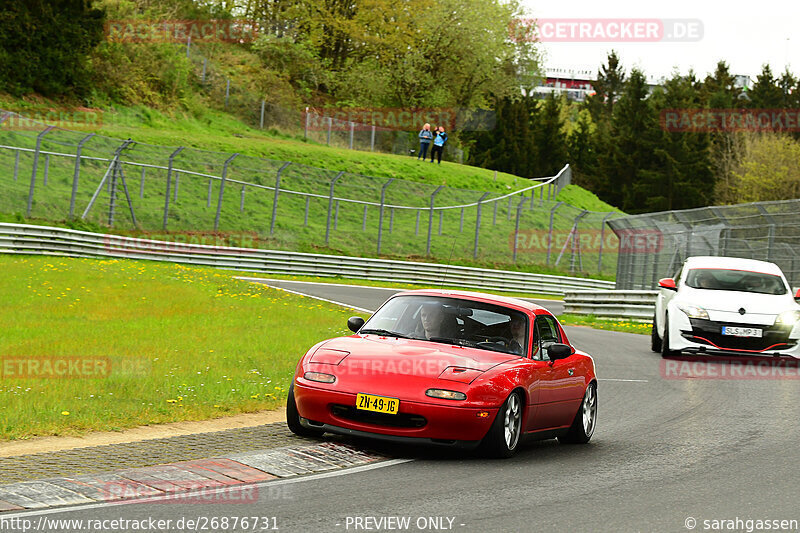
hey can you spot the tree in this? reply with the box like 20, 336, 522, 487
700, 61, 742, 109
596, 68, 662, 213
0, 0, 105, 96
647, 72, 714, 210
747, 64, 784, 108
532, 94, 567, 176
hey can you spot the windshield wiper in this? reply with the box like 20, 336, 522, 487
359, 328, 411, 339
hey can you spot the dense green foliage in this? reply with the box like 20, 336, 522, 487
0, 0, 105, 96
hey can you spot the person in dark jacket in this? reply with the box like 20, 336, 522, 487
430, 126, 448, 164
417, 123, 433, 160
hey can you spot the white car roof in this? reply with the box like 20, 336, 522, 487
683, 256, 785, 276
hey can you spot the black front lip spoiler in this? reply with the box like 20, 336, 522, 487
299, 418, 482, 449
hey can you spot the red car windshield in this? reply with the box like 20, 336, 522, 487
361, 295, 529, 356
685, 269, 787, 295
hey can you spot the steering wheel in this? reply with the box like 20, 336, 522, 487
473, 336, 510, 347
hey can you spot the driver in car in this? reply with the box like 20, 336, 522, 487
509, 315, 527, 356
417, 303, 446, 339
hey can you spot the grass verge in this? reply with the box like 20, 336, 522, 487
0, 254, 369, 441
558, 314, 651, 335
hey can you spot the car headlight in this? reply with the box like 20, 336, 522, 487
425, 389, 466, 401
304, 371, 336, 384
678, 304, 709, 320
775, 310, 800, 326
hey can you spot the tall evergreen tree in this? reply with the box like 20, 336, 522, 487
531, 94, 567, 176
748, 65, 784, 108
597, 68, 662, 212
648, 73, 715, 210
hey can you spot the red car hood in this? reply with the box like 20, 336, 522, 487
316, 335, 515, 378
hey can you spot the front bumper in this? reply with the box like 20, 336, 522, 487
294, 382, 498, 442
300, 419, 482, 449
671, 315, 800, 357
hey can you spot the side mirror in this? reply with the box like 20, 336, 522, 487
548, 343, 574, 361
658, 278, 677, 291
795, 289, 800, 302
347, 316, 365, 333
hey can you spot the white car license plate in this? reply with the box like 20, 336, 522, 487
722, 326, 762, 338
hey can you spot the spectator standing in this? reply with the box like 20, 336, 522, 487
417, 123, 433, 160
430, 126, 448, 164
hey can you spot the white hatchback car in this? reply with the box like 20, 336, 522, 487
652, 256, 800, 358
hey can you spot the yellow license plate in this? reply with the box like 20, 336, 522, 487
356, 393, 399, 414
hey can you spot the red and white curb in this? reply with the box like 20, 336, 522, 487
0, 442, 386, 512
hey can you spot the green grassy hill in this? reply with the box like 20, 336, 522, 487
0, 102, 622, 279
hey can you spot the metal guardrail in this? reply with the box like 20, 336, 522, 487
0, 223, 615, 296
564, 290, 657, 320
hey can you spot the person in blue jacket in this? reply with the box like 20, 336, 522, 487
430, 126, 448, 164
417, 123, 433, 160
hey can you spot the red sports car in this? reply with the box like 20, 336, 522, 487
287, 289, 597, 457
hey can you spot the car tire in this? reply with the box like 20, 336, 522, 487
480, 391, 524, 458
286, 384, 324, 438
559, 382, 597, 444
661, 314, 679, 358
650, 314, 663, 352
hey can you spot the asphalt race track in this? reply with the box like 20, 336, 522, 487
11, 282, 800, 532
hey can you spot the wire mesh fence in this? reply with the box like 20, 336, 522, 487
608, 201, 800, 290
0, 110, 622, 276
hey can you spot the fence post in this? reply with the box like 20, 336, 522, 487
173, 170, 181, 202
439, 211, 443, 235
370, 125, 376, 151
389, 208, 394, 233
304, 196, 310, 227
186, 35, 191, 57
349, 121, 354, 149
207, 179, 212, 208
546, 201, 563, 265
43, 155, 49, 186
493, 200, 498, 225
240, 185, 246, 212
325, 171, 345, 244
304, 108, 309, 139
426, 185, 445, 255
214, 153, 239, 231
107, 140, 134, 227
162, 147, 184, 230
69, 133, 95, 219
460, 208, 464, 232
507, 196, 513, 220
139, 166, 145, 198
326, 117, 332, 145
756, 205, 777, 262
597, 212, 614, 274
201, 58, 207, 82
513, 196, 530, 263
362, 205, 368, 231
260, 100, 266, 129
270, 161, 292, 235
14, 150, 20, 181
415, 210, 420, 236
335, 201, 340, 230
473, 192, 490, 260
27, 126, 55, 217
377, 178, 394, 255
